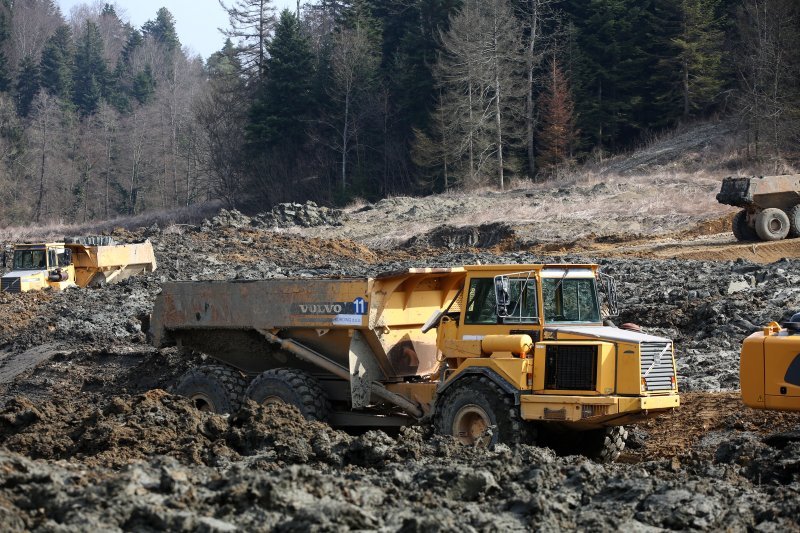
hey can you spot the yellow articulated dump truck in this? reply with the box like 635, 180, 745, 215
150, 264, 680, 461
740, 314, 800, 412
1, 236, 156, 293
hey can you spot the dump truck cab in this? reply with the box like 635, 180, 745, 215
433, 265, 679, 445
1, 243, 77, 292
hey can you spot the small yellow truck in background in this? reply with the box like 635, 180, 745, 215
1, 236, 156, 293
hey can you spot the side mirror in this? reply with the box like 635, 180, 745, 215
494, 276, 510, 317
600, 273, 619, 317
421, 309, 444, 333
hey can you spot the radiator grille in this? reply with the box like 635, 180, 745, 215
545, 344, 597, 390
641, 341, 675, 391
1, 277, 20, 293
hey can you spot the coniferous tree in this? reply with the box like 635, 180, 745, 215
247, 9, 314, 151
132, 64, 155, 104
537, 57, 577, 171
40, 25, 73, 100
142, 8, 180, 52
0, 1, 12, 93
15, 56, 40, 117
674, 0, 725, 117
73, 21, 107, 115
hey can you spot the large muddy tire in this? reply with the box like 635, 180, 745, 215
732, 210, 757, 242
174, 364, 247, 414
788, 205, 800, 238
434, 376, 533, 447
580, 426, 628, 463
245, 368, 330, 422
755, 208, 790, 241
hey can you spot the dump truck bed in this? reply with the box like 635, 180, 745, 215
69, 241, 156, 270
717, 175, 800, 209
151, 269, 465, 379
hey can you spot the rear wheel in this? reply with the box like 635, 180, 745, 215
434, 376, 533, 447
755, 208, 790, 241
788, 205, 800, 238
732, 210, 757, 241
245, 368, 330, 422
174, 364, 247, 414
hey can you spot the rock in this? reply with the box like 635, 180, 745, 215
727, 280, 750, 294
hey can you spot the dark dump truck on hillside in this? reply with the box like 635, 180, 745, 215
717, 174, 800, 242
149, 264, 680, 461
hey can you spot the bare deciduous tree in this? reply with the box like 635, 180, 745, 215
326, 24, 379, 193
219, 0, 276, 80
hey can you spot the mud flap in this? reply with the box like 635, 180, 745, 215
349, 330, 382, 409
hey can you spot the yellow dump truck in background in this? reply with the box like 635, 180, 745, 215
150, 263, 680, 461
1, 236, 156, 293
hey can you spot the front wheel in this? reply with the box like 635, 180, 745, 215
434, 376, 533, 447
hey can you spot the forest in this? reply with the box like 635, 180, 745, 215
0, 0, 797, 225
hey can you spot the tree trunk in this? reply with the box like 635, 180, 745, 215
35, 116, 47, 222
526, 0, 540, 178
342, 91, 349, 193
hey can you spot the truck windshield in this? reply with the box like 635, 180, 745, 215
13, 249, 47, 270
542, 277, 600, 323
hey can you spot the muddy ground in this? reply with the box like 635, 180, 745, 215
2, 171, 800, 529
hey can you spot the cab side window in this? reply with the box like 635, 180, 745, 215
465, 278, 497, 324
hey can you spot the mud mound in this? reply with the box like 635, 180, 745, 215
0, 391, 230, 467
628, 392, 800, 462
0, 292, 52, 343
405, 222, 515, 250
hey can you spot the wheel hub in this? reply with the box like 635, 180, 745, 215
190, 393, 216, 413
261, 395, 285, 406
453, 404, 491, 446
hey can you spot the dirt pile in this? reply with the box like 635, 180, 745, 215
405, 222, 516, 250
1, 394, 800, 531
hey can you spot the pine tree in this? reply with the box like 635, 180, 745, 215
108, 28, 143, 112
73, 21, 107, 116
40, 25, 73, 100
537, 57, 577, 171
674, 0, 725, 117
0, 1, 12, 93
132, 65, 155, 104
143, 7, 180, 52
247, 9, 315, 151
15, 56, 40, 117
